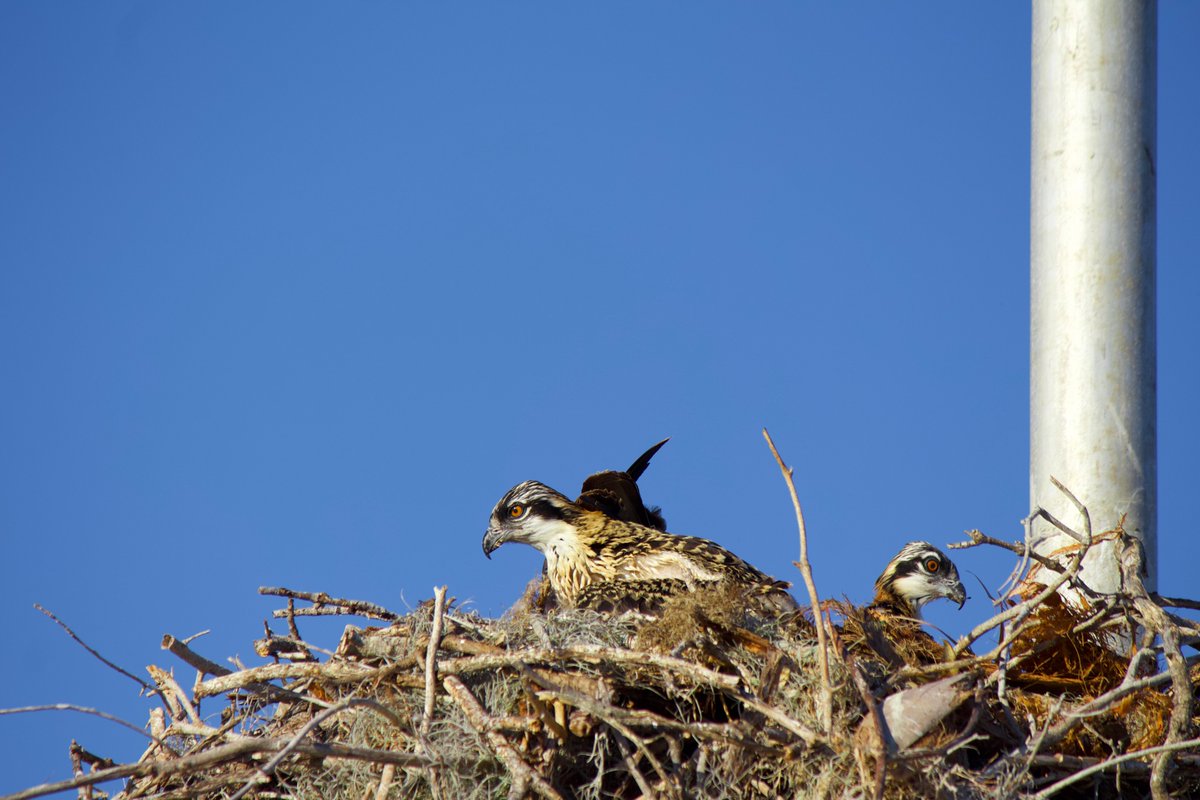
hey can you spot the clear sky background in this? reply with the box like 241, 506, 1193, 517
2, 2, 1197, 793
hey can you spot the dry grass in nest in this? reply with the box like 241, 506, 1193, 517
1006, 593, 1128, 696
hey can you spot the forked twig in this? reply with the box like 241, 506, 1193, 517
948, 529, 1064, 574
762, 428, 833, 736
259, 587, 400, 622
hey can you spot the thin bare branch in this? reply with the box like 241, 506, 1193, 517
1030, 737, 1200, 800
35, 605, 155, 694
948, 529, 1065, 574
1032, 506, 1086, 545
762, 427, 832, 736
1048, 475, 1091, 539
0, 704, 159, 743
1151, 593, 1200, 612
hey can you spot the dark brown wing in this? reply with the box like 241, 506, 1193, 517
576, 439, 669, 530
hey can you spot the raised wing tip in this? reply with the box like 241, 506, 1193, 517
625, 437, 670, 480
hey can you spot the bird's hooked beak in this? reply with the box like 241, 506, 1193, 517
948, 580, 967, 609
482, 524, 506, 559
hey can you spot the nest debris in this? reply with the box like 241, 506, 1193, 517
9, 514, 1200, 800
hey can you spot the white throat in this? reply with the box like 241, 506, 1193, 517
523, 517, 580, 567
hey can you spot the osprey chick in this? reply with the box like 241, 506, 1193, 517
870, 541, 966, 619
483, 480, 796, 614
834, 541, 968, 671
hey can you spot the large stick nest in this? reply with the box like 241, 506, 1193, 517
11, 520, 1200, 800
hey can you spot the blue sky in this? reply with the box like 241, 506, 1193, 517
2, 3, 1198, 792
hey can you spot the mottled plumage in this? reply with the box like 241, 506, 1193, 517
483, 480, 796, 614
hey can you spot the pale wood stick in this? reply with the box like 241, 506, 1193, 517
259, 586, 400, 621
420, 586, 449, 800
146, 665, 201, 725
160, 634, 230, 677
763, 428, 833, 736
443, 675, 564, 800
0, 738, 433, 800
422, 587, 448, 736
195, 660, 372, 699
438, 646, 740, 688
372, 764, 396, 800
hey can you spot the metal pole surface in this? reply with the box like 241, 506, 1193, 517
1030, 0, 1157, 591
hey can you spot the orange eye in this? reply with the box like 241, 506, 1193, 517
509, 504, 525, 518
925, 558, 940, 573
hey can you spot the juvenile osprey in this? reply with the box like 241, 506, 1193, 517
575, 438, 669, 530
835, 542, 968, 671
483, 480, 797, 614
869, 541, 966, 619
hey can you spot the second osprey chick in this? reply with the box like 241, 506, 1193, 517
483, 480, 797, 614
870, 541, 967, 619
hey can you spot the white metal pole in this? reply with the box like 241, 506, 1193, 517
1030, 0, 1157, 592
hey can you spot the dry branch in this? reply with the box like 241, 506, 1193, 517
763, 427, 833, 736
1, 738, 434, 800
443, 675, 564, 800
260, 587, 400, 622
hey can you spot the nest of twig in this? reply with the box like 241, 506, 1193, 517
10, 479, 1200, 800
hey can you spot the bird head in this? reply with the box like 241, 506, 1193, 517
482, 481, 576, 558
874, 541, 967, 618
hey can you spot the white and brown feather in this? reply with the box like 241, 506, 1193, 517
484, 480, 796, 614
869, 541, 966, 619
